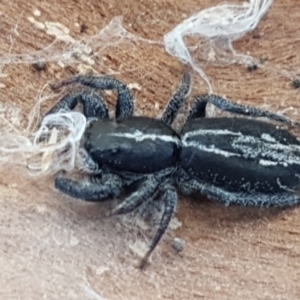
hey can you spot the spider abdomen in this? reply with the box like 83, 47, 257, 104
180, 117, 300, 198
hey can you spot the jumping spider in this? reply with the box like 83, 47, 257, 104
45, 72, 191, 268
45, 71, 300, 268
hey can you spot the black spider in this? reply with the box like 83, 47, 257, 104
44, 71, 300, 269
45, 72, 192, 268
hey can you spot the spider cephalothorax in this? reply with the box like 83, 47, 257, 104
177, 93, 300, 208
45, 72, 192, 268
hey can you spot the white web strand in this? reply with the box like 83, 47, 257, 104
0, 107, 86, 177
164, 0, 274, 93
0, 16, 160, 67
28, 110, 87, 176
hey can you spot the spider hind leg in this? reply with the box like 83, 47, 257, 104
189, 94, 299, 126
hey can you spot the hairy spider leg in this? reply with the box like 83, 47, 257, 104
109, 174, 161, 215
177, 170, 300, 207
161, 72, 192, 125
76, 148, 102, 174
109, 172, 178, 268
188, 94, 300, 126
46, 91, 109, 120
54, 173, 123, 201
139, 185, 178, 269
51, 75, 134, 118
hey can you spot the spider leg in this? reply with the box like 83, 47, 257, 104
51, 75, 134, 118
76, 148, 102, 174
54, 173, 122, 201
188, 94, 299, 126
46, 91, 109, 120
178, 175, 300, 208
187, 97, 207, 120
161, 72, 192, 125
109, 174, 160, 215
109, 171, 177, 268
139, 184, 178, 269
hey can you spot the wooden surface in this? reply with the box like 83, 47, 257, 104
0, 1, 300, 299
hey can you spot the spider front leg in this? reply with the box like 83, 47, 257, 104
54, 173, 123, 201
76, 148, 102, 174
46, 91, 109, 120
51, 75, 134, 118
161, 72, 192, 126
188, 94, 300, 126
